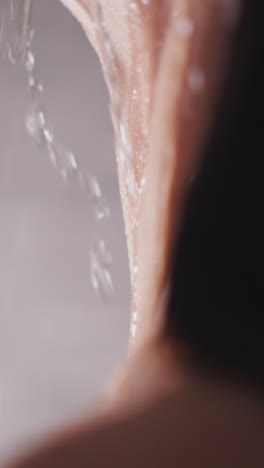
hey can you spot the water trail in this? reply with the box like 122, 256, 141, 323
0, 12, 5, 52
4, 0, 114, 299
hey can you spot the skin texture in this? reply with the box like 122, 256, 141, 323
60, 0, 236, 348
3, 1, 264, 467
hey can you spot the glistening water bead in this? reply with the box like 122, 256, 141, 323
90, 240, 114, 299
5, 0, 114, 299
187, 68, 205, 94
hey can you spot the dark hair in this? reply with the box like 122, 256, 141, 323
166, 0, 263, 386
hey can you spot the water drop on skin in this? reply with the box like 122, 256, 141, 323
133, 311, 138, 322
140, 177, 146, 188
131, 323, 137, 338
132, 218, 140, 231
132, 89, 138, 100
187, 68, 205, 93
129, 3, 141, 15
175, 16, 194, 38
118, 123, 137, 195
138, 176, 146, 194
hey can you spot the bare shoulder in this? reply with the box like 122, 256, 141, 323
5, 377, 264, 468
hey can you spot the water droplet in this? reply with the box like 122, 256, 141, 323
104, 36, 114, 61
131, 323, 137, 338
27, 72, 34, 87
26, 103, 52, 147
117, 124, 137, 194
94, 197, 110, 221
172, 7, 180, 17
6, 37, 22, 64
140, 177, 146, 187
132, 89, 138, 100
26, 69, 42, 96
48, 142, 78, 182
98, 240, 112, 265
187, 68, 205, 93
129, 2, 140, 15
78, 173, 110, 220
175, 16, 194, 38
138, 176, 146, 194
133, 311, 138, 322
119, 123, 129, 150
42, 127, 54, 144
25, 48, 34, 71
132, 218, 140, 231
89, 176, 102, 199
79, 172, 101, 198
90, 241, 114, 299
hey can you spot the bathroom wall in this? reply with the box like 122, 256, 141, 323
0, 0, 130, 459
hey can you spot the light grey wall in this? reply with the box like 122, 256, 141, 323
0, 0, 130, 459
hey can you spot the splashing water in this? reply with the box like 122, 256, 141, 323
3, 0, 114, 300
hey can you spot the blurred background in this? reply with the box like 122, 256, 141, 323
0, 0, 130, 459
